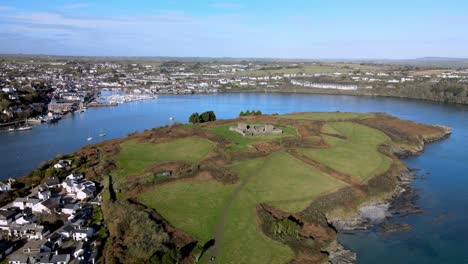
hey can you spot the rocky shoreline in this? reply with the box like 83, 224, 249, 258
326, 126, 452, 263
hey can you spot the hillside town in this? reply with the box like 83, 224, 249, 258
1, 57, 468, 126
0, 159, 101, 264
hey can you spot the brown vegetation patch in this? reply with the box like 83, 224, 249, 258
251, 140, 282, 152
256, 204, 333, 264
200, 164, 239, 184
143, 161, 191, 175
360, 115, 444, 143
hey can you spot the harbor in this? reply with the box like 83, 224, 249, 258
104, 93, 158, 104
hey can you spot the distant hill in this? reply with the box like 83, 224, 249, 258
1, 54, 468, 68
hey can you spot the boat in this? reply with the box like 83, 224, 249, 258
169, 116, 175, 121
87, 137, 93, 141
15, 119, 33, 131
17, 126, 32, 131
7, 128, 15, 132
27, 118, 44, 124
99, 129, 106, 137
47, 115, 61, 123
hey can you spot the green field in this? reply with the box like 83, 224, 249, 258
139, 151, 345, 264
140, 180, 237, 242
302, 122, 392, 181
277, 112, 375, 121
233, 65, 349, 77
206, 123, 297, 151
114, 137, 215, 179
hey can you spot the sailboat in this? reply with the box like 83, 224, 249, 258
17, 119, 32, 131
87, 137, 93, 141
99, 128, 106, 137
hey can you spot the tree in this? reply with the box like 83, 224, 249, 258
200, 111, 216, 123
239, 111, 245, 117
189, 112, 200, 124
245, 110, 251, 116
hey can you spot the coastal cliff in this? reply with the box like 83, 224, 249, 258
323, 123, 451, 263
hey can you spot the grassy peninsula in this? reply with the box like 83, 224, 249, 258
5, 112, 451, 264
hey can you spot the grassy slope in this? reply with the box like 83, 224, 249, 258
302, 122, 392, 182
139, 152, 345, 264
206, 123, 297, 151
140, 181, 237, 242
114, 137, 214, 180
277, 112, 375, 121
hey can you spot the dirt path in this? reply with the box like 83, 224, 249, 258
204, 158, 267, 263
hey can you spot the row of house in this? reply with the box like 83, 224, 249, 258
0, 168, 99, 264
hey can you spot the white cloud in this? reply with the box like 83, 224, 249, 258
0, 6, 11, 11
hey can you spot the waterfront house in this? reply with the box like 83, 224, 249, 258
53, 160, 72, 170
0, 181, 12, 192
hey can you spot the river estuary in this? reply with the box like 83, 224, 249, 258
1, 93, 467, 263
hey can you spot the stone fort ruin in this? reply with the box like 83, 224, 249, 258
229, 122, 283, 137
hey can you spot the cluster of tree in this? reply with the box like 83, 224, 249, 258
239, 110, 262, 116
188, 111, 216, 124
374, 80, 468, 104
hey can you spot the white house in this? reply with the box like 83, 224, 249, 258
32, 198, 59, 214
62, 174, 95, 200
61, 203, 80, 215
13, 197, 41, 210
38, 189, 51, 200
1, 87, 15, 93
0, 208, 22, 229
53, 160, 72, 169
72, 227, 94, 241
0, 181, 11, 192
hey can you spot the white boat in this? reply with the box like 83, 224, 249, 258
99, 128, 106, 137
87, 137, 93, 141
7, 128, 15, 132
17, 126, 32, 131
169, 116, 175, 121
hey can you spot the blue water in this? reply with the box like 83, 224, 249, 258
1, 93, 468, 263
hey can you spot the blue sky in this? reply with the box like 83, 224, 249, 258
0, 0, 467, 58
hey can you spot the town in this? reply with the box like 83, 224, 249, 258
0, 159, 101, 264
1, 56, 468, 129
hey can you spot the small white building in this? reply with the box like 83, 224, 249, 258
72, 227, 94, 241
53, 160, 72, 169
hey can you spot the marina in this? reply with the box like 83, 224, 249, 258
105, 93, 158, 104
